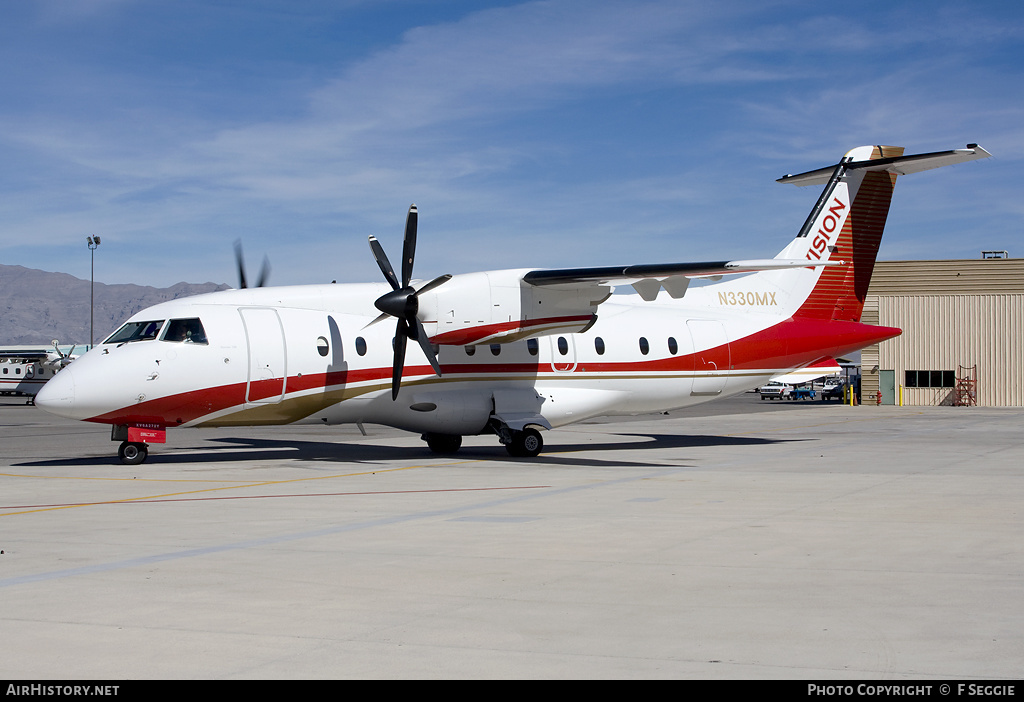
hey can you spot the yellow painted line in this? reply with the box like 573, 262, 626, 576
0, 472, 268, 484
0, 458, 484, 517
4, 408, 917, 517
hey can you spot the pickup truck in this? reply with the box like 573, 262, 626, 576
820, 381, 846, 401
758, 382, 792, 400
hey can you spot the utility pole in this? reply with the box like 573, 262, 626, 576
87, 236, 101, 348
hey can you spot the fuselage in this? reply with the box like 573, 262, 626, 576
35, 274, 895, 437
0, 359, 57, 397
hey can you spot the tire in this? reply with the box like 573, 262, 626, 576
424, 433, 462, 455
506, 428, 543, 458
118, 441, 148, 465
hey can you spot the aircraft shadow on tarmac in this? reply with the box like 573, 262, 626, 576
16, 433, 805, 470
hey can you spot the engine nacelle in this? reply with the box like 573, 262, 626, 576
418, 269, 610, 346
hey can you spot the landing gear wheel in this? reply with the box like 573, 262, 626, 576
424, 433, 462, 455
506, 428, 543, 458
118, 441, 148, 465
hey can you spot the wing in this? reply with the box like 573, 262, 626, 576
522, 258, 843, 301
523, 258, 842, 286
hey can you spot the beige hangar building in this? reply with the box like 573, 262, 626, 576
859, 256, 1024, 407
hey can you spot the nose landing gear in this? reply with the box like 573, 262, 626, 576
111, 424, 165, 465
118, 441, 149, 465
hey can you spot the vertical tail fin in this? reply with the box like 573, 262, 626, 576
778, 144, 990, 321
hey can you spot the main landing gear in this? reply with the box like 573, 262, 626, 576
423, 424, 544, 458
504, 427, 543, 458
422, 433, 463, 455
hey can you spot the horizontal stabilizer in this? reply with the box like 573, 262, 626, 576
778, 144, 990, 187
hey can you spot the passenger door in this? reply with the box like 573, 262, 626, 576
239, 308, 287, 404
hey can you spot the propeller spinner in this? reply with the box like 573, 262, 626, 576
368, 205, 452, 400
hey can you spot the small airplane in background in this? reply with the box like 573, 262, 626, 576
35, 144, 990, 464
1, 341, 78, 403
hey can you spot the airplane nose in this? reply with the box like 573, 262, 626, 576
35, 366, 76, 418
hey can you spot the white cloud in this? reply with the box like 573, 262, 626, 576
1, 0, 1021, 287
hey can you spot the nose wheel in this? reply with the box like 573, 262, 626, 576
118, 441, 149, 465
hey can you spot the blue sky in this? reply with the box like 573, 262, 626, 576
1, 0, 1021, 288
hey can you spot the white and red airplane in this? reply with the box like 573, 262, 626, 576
35, 144, 990, 464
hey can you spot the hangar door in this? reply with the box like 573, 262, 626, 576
879, 370, 896, 405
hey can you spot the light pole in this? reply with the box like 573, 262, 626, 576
87, 236, 101, 348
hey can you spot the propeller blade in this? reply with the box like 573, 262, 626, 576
392, 319, 409, 400
256, 256, 271, 288
401, 205, 417, 288
368, 236, 400, 290
412, 317, 443, 378
234, 240, 248, 289
368, 205, 449, 400
363, 311, 392, 329
416, 273, 452, 296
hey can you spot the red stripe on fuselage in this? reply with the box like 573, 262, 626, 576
84, 316, 899, 427
428, 315, 593, 345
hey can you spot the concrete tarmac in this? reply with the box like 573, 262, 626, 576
1, 394, 1021, 679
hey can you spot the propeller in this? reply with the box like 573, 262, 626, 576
233, 240, 271, 289
50, 341, 77, 368
368, 204, 452, 400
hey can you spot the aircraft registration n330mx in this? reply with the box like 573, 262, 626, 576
35, 144, 990, 465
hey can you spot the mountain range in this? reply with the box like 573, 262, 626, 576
0, 264, 230, 346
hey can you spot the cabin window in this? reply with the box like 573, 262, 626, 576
557, 337, 569, 355
161, 318, 208, 345
16, 367, 22, 375
594, 337, 605, 355
355, 337, 367, 356
639, 337, 649, 355
527, 338, 539, 356
668, 337, 678, 355
490, 344, 501, 356
105, 320, 165, 344
2, 368, 6, 374
316, 336, 329, 357
465, 345, 476, 356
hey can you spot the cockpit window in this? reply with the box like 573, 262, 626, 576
161, 318, 208, 345
104, 320, 165, 344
